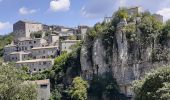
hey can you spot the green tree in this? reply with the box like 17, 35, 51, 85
116, 8, 128, 19
0, 63, 37, 100
161, 20, 170, 45
133, 66, 170, 100
31, 31, 43, 38
69, 77, 88, 100
0, 33, 13, 57
69, 35, 77, 40
139, 15, 163, 46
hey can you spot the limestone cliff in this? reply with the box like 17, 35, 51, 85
80, 17, 170, 96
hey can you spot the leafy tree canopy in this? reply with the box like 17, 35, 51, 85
69, 77, 88, 100
133, 66, 170, 100
0, 62, 37, 100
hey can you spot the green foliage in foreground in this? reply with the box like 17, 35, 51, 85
133, 66, 170, 100
0, 62, 37, 100
69, 77, 88, 100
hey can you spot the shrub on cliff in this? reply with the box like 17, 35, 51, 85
133, 66, 170, 100
69, 77, 88, 100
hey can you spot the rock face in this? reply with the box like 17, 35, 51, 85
80, 18, 170, 96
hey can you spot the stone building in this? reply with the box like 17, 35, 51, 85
16, 59, 54, 73
8, 51, 30, 62
25, 79, 51, 100
3, 42, 17, 55
78, 26, 89, 40
31, 46, 59, 59
60, 40, 81, 53
127, 6, 144, 15
17, 38, 47, 51
13, 20, 43, 40
104, 17, 112, 23
4, 20, 85, 73
153, 14, 163, 23
47, 33, 60, 46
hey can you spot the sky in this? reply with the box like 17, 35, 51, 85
0, 0, 170, 35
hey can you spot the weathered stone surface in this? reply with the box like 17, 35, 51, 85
80, 17, 170, 96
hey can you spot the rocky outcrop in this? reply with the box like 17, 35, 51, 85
80, 17, 170, 96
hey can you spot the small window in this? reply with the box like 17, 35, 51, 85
39, 69, 41, 71
30, 46, 33, 48
34, 68, 36, 71
34, 41, 36, 44
43, 62, 47, 65
40, 84, 47, 88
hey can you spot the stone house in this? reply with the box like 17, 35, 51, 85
25, 79, 51, 100
153, 14, 163, 23
127, 6, 144, 16
31, 46, 59, 59
8, 51, 30, 62
47, 33, 60, 46
60, 40, 81, 53
17, 38, 47, 51
13, 20, 43, 40
4, 20, 85, 73
78, 26, 88, 40
16, 59, 54, 73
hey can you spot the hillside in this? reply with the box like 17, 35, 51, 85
0, 33, 14, 57
5, 8, 170, 100
27, 8, 170, 100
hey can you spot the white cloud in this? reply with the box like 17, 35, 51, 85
81, 0, 115, 18
0, 21, 12, 35
0, 22, 11, 30
157, 8, 170, 21
50, 0, 70, 12
19, 7, 37, 15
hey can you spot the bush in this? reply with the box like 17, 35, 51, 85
69, 77, 88, 100
133, 66, 170, 100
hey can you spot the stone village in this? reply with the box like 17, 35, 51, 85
2, 6, 164, 100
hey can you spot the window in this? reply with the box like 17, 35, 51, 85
40, 84, 47, 88
34, 68, 36, 71
43, 50, 45, 53
34, 41, 36, 44
39, 69, 41, 71
30, 46, 33, 48
43, 62, 47, 65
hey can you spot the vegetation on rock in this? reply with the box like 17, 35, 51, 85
69, 77, 88, 100
133, 66, 170, 100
